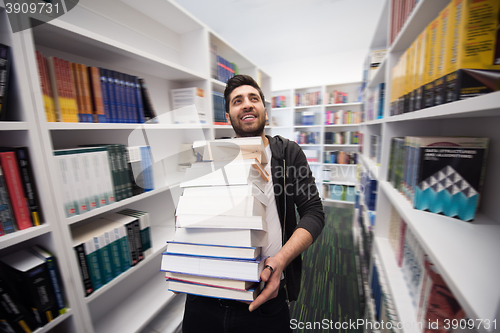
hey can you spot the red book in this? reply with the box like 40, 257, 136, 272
0, 152, 32, 230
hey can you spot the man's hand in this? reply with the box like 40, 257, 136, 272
248, 256, 284, 312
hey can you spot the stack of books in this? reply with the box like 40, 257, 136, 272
161, 137, 270, 302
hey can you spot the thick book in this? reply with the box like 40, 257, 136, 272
176, 195, 266, 219
101, 212, 144, 265
88, 66, 106, 123
117, 209, 152, 257
0, 165, 16, 234
411, 137, 489, 222
0, 44, 11, 121
138, 78, 157, 122
165, 271, 256, 291
182, 183, 267, 205
161, 253, 265, 282
166, 241, 260, 260
175, 214, 266, 231
0, 152, 32, 230
192, 137, 269, 165
167, 279, 261, 302
180, 158, 269, 192
35, 51, 56, 122
0, 250, 59, 325
174, 227, 267, 248
29, 246, 67, 315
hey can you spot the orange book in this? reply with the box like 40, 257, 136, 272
88, 66, 106, 122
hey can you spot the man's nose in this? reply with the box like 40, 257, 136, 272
241, 97, 252, 109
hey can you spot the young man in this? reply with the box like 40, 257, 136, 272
182, 75, 325, 333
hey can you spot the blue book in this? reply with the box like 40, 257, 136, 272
105, 70, 117, 123
99, 68, 111, 123
133, 76, 145, 123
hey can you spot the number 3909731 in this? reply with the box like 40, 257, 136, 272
5, 2, 60, 14
444, 319, 496, 330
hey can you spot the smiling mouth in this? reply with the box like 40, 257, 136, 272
241, 114, 256, 121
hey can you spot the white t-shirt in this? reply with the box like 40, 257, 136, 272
261, 145, 282, 258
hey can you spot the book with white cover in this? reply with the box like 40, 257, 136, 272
161, 253, 266, 282
174, 228, 267, 247
192, 137, 269, 165
175, 214, 267, 230
176, 196, 265, 218
182, 183, 268, 207
167, 279, 261, 302
166, 241, 261, 260
180, 158, 268, 192
165, 272, 257, 291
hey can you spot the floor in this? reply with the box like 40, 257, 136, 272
140, 204, 360, 333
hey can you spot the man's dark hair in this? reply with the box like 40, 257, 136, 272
224, 74, 266, 114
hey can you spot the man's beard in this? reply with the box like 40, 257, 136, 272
228, 113, 266, 137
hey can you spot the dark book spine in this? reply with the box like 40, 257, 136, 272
0, 44, 11, 121
132, 219, 144, 262
124, 222, 138, 266
0, 277, 39, 333
13, 147, 41, 226
74, 244, 94, 296
133, 76, 145, 123
99, 68, 111, 123
0, 165, 16, 234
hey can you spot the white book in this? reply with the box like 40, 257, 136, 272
176, 195, 265, 218
161, 253, 266, 282
88, 150, 107, 208
181, 183, 268, 207
165, 271, 257, 291
167, 279, 261, 302
97, 150, 115, 204
54, 153, 77, 217
79, 151, 98, 210
192, 137, 269, 165
180, 159, 268, 192
166, 241, 261, 260
174, 227, 267, 247
175, 214, 266, 231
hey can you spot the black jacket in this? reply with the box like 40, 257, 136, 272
267, 135, 325, 301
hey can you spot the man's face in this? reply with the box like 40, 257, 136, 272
226, 85, 267, 137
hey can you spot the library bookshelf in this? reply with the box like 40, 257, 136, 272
358, 0, 500, 332
270, 82, 362, 206
0, 0, 271, 332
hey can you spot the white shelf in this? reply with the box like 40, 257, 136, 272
380, 181, 500, 330
386, 91, 500, 122
0, 121, 29, 130
34, 309, 74, 333
324, 144, 359, 148
324, 124, 360, 128
322, 163, 357, 167
298, 143, 321, 147
211, 78, 227, 89
271, 107, 292, 111
359, 154, 380, 180
294, 105, 322, 109
324, 102, 362, 107
294, 125, 323, 129
93, 271, 177, 333
361, 118, 385, 125
322, 181, 356, 186
0, 225, 52, 250
374, 239, 420, 333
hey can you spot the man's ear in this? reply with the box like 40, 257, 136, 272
225, 112, 231, 125
265, 108, 268, 121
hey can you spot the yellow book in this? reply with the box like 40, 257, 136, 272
444, 0, 500, 102
434, 4, 452, 106
390, 65, 397, 116
415, 30, 427, 110
423, 15, 440, 108
410, 39, 420, 111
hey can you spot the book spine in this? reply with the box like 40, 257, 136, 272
0, 165, 16, 234
115, 224, 132, 270
54, 153, 78, 217
133, 76, 145, 123
74, 243, 94, 296
94, 233, 114, 283
80, 152, 98, 211
84, 238, 104, 291
89, 67, 106, 123
106, 70, 117, 123
0, 152, 32, 230
99, 68, 111, 122
104, 229, 122, 277
120, 145, 133, 198
13, 147, 41, 226
124, 222, 138, 265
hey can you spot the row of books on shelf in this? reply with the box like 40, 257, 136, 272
387, 136, 488, 222
295, 111, 319, 126
271, 95, 287, 108
0, 147, 41, 235
324, 151, 357, 164
364, 83, 385, 122
390, 0, 500, 116
162, 138, 270, 302
295, 131, 320, 145
54, 144, 154, 218
303, 149, 319, 163
324, 131, 360, 145
36, 51, 157, 124
322, 184, 355, 202
325, 109, 361, 125
0, 245, 67, 332
387, 207, 466, 330
325, 89, 351, 105
72, 209, 152, 296
389, 0, 419, 46
212, 91, 228, 125
295, 91, 322, 107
